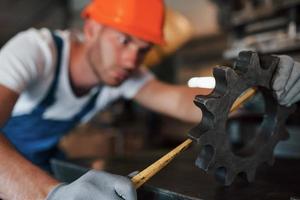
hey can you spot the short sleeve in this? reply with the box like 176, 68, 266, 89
0, 28, 53, 93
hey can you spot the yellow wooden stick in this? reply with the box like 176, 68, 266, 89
131, 138, 192, 188
131, 88, 257, 188
230, 88, 256, 112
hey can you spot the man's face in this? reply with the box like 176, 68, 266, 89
86, 24, 152, 86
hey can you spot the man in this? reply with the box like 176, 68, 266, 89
0, 0, 298, 199
0, 0, 210, 199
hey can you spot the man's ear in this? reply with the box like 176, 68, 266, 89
83, 19, 103, 42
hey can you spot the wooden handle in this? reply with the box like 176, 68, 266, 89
131, 138, 193, 188
230, 88, 256, 112
131, 88, 257, 188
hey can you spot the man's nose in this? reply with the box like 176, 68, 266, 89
123, 46, 139, 70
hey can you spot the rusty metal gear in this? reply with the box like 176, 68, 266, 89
188, 51, 296, 185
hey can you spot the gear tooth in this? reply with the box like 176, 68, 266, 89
214, 167, 227, 185
195, 156, 210, 171
195, 145, 215, 171
224, 171, 237, 186
188, 126, 202, 141
194, 95, 210, 105
212, 67, 228, 97
194, 96, 212, 113
245, 169, 256, 182
188, 98, 215, 140
188, 113, 213, 140
215, 167, 240, 186
194, 95, 220, 117
194, 95, 218, 110
233, 51, 253, 73
205, 98, 221, 113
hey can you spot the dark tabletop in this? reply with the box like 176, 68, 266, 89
54, 146, 300, 200
101, 147, 300, 200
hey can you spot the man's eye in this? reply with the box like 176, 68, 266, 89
118, 35, 131, 45
140, 46, 152, 55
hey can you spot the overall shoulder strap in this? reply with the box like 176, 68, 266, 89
33, 32, 64, 114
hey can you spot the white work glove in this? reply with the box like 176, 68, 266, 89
46, 170, 137, 200
273, 55, 300, 106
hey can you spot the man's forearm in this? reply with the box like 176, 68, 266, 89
134, 79, 211, 124
0, 134, 59, 200
175, 86, 211, 123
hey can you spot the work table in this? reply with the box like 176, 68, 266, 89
52, 147, 300, 200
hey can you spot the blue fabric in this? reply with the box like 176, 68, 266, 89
2, 33, 100, 171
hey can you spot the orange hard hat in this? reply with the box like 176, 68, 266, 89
82, 0, 165, 45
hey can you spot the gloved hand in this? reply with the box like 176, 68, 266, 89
46, 170, 137, 200
273, 55, 300, 106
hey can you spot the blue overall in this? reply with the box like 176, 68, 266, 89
3, 33, 100, 172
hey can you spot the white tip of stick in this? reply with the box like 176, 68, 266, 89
188, 77, 216, 89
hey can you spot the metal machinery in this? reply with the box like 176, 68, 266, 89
212, 0, 300, 160
213, 0, 300, 58
189, 51, 296, 185
0, 0, 70, 47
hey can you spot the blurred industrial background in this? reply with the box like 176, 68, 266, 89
1, 0, 300, 199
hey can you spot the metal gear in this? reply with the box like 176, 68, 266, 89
188, 51, 296, 185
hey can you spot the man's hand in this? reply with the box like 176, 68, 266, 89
273, 55, 300, 106
46, 170, 137, 200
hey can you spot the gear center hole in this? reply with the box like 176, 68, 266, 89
227, 87, 275, 157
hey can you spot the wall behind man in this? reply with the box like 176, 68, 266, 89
164, 0, 220, 36
0, 0, 70, 47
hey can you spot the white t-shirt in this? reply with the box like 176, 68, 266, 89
0, 28, 154, 123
